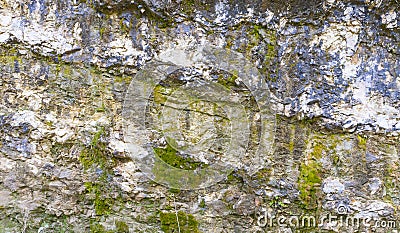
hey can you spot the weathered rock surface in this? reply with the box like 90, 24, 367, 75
0, 0, 399, 232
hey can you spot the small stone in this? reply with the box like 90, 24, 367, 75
322, 178, 345, 194
135, 192, 147, 201
0, 190, 12, 207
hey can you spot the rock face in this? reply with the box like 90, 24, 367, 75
0, 0, 399, 232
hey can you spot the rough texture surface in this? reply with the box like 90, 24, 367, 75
0, 0, 399, 232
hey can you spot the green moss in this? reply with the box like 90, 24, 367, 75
238, 23, 278, 81
153, 144, 207, 170
0, 218, 18, 232
79, 141, 108, 170
81, 0, 175, 29
99, 27, 106, 38
357, 135, 367, 151
298, 117, 322, 129
253, 168, 272, 182
310, 141, 325, 160
115, 221, 129, 233
79, 127, 115, 171
163, 205, 174, 211
160, 211, 200, 233
263, 29, 278, 81
53, 59, 78, 79
226, 172, 235, 182
0, 46, 22, 66
50, 142, 73, 156
250, 25, 262, 41
114, 74, 132, 84
199, 199, 206, 209
45, 120, 54, 127
180, 0, 195, 15
298, 141, 324, 209
64, 65, 73, 77
119, 19, 131, 34
217, 70, 238, 89
85, 182, 114, 216
288, 139, 295, 153
89, 222, 119, 233
225, 37, 234, 49
168, 188, 181, 194
90, 223, 107, 233
269, 196, 288, 209
332, 155, 340, 165
0, 54, 22, 65
0, 43, 91, 81
80, 128, 119, 216
179, 0, 210, 16
153, 84, 173, 104
298, 161, 322, 210
152, 155, 211, 189
384, 159, 399, 203
95, 103, 107, 113
153, 17, 172, 29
